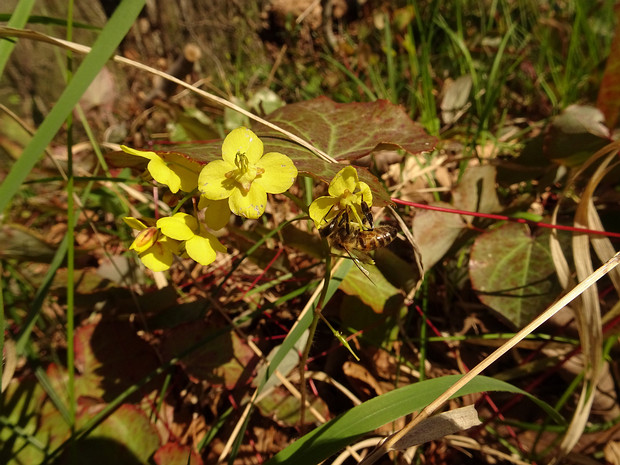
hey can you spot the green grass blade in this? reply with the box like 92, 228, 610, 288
0, 0, 36, 74
15, 235, 69, 353
0, 0, 145, 214
265, 375, 564, 465
257, 260, 353, 394
383, 12, 397, 103
321, 54, 376, 101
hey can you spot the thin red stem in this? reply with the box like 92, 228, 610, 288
391, 199, 620, 239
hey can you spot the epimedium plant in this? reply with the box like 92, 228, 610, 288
122, 126, 298, 271
2, 3, 619, 464
117, 99, 438, 272
123, 130, 384, 272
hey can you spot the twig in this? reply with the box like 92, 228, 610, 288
0, 27, 337, 165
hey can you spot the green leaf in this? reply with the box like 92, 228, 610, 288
0, 1, 36, 75
469, 223, 560, 328
257, 386, 329, 427
264, 374, 563, 465
340, 294, 403, 349
340, 263, 403, 314
168, 107, 219, 142
255, 260, 353, 394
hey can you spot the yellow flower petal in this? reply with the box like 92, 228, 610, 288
208, 234, 227, 254
200, 198, 231, 230
198, 160, 236, 200
221, 127, 264, 165
123, 217, 148, 231
120, 145, 158, 161
121, 146, 201, 194
161, 152, 202, 192
185, 235, 217, 266
130, 227, 159, 253
328, 166, 359, 197
358, 181, 372, 206
229, 182, 267, 219
139, 242, 174, 271
255, 152, 298, 194
159, 236, 183, 256
309, 195, 339, 228
148, 157, 181, 193
157, 213, 197, 241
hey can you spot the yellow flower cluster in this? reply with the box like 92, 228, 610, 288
122, 127, 376, 274
122, 127, 298, 271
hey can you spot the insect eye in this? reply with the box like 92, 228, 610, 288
320, 222, 334, 237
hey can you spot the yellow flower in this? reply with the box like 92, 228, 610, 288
121, 145, 201, 193
308, 166, 373, 229
156, 212, 226, 266
124, 217, 181, 271
198, 127, 298, 219
198, 197, 231, 231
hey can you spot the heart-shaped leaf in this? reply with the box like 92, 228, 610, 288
469, 222, 560, 328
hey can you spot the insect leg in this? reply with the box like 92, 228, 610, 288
341, 244, 373, 281
361, 200, 374, 230
340, 209, 350, 235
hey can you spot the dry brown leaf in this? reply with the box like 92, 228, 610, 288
343, 361, 385, 397
554, 146, 618, 460
390, 405, 481, 451
412, 201, 465, 271
440, 75, 473, 125
1, 339, 16, 393
605, 441, 620, 465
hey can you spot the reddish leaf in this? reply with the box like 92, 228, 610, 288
154, 443, 204, 465
74, 321, 161, 401
70, 404, 160, 464
452, 165, 501, 215
160, 322, 255, 389
255, 97, 437, 205
597, 4, 620, 129
255, 97, 437, 161
412, 202, 466, 271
